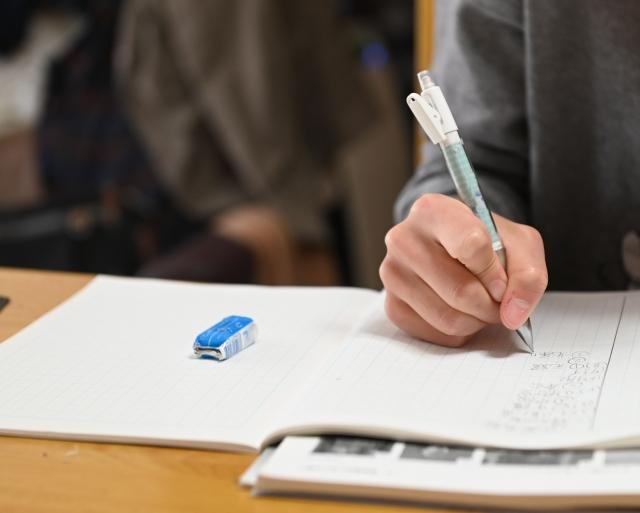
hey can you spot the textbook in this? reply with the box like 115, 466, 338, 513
244, 435, 640, 510
1, 275, 640, 452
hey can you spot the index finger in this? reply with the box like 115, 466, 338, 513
495, 216, 548, 330
409, 194, 508, 302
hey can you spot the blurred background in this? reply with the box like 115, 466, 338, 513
0, 0, 433, 289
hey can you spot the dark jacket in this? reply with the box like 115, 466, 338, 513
396, 0, 640, 290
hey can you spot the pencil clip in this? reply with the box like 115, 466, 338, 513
407, 93, 446, 145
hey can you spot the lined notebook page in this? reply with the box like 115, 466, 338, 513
0, 276, 376, 451
594, 292, 640, 437
279, 292, 638, 449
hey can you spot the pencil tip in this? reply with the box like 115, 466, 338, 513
516, 320, 534, 353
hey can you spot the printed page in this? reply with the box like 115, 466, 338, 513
277, 291, 639, 449
254, 436, 640, 509
0, 276, 376, 451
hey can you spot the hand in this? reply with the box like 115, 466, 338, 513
213, 204, 296, 285
379, 193, 548, 346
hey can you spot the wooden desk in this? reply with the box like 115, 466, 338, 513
0, 268, 458, 513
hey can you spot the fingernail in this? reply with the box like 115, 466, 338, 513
504, 296, 530, 328
488, 279, 507, 302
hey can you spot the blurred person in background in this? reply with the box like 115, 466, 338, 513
0, 0, 378, 285
0, 0, 170, 277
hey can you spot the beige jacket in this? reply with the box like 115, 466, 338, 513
115, 0, 374, 242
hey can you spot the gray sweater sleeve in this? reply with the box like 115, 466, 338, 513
395, 0, 529, 224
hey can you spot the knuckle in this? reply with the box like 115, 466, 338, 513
434, 307, 465, 336
518, 266, 549, 294
378, 258, 395, 287
409, 193, 444, 219
457, 228, 491, 262
383, 226, 398, 251
519, 224, 544, 246
379, 258, 407, 294
450, 279, 475, 306
384, 224, 406, 253
384, 223, 426, 267
409, 194, 433, 217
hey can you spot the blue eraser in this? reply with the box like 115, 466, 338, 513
193, 316, 257, 361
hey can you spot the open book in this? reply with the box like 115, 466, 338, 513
243, 435, 640, 509
1, 275, 639, 452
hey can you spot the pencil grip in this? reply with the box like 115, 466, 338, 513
441, 141, 503, 253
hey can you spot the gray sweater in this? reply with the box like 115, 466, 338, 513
396, 0, 640, 290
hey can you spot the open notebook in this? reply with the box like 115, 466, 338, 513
1, 275, 639, 452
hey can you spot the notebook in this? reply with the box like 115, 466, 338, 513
1, 275, 639, 452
